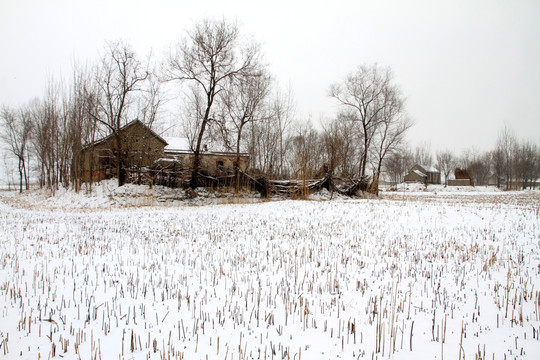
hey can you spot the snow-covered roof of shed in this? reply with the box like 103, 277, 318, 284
413, 169, 427, 177
163, 137, 191, 152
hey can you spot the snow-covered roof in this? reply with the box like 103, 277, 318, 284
418, 165, 439, 173
83, 119, 167, 150
413, 169, 427, 178
155, 158, 181, 163
163, 137, 191, 153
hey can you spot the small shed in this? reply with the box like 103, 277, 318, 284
404, 165, 441, 185
448, 168, 473, 186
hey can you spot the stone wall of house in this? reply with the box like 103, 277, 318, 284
404, 171, 426, 183
80, 122, 167, 181
168, 153, 249, 175
122, 123, 167, 168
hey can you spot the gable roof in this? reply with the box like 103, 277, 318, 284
84, 119, 168, 149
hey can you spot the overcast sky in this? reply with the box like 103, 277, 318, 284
1, 0, 539, 157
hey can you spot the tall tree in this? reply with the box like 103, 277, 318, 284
1, 106, 33, 192
436, 150, 455, 187
221, 71, 272, 189
246, 113, 280, 176
32, 85, 62, 191
496, 125, 516, 190
321, 118, 344, 178
66, 65, 97, 192
321, 114, 361, 179
413, 142, 433, 168
289, 122, 322, 186
459, 149, 491, 186
270, 87, 295, 178
89, 40, 153, 186
164, 18, 260, 188
514, 140, 538, 189
329, 64, 398, 179
370, 86, 412, 193
384, 149, 412, 186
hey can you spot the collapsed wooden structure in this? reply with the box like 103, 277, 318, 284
247, 174, 370, 198
126, 162, 371, 198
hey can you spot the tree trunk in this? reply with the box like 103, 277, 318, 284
115, 133, 126, 187
18, 157, 23, 193
235, 124, 245, 193
190, 104, 213, 189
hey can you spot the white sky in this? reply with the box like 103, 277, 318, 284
1, 0, 539, 155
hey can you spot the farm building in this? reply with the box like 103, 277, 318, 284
448, 168, 473, 186
487, 174, 502, 187
161, 136, 249, 176
403, 164, 441, 185
80, 120, 249, 183
80, 120, 167, 182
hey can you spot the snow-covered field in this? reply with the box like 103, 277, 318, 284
0, 185, 539, 359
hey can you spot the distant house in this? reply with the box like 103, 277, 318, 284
448, 168, 473, 186
404, 165, 440, 185
488, 174, 501, 187
80, 120, 249, 183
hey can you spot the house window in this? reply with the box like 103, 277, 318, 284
216, 160, 224, 168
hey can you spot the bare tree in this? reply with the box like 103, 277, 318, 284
491, 148, 505, 188
436, 150, 455, 187
532, 141, 540, 190
31, 80, 73, 193
2, 152, 16, 190
370, 87, 412, 193
66, 65, 97, 192
240, 86, 296, 179
21, 70, 97, 194
459, 148, 492, 186
289, 121, 323, 194
384, 148, 412, 186
89, 40, 153, 186
246, 115, 277, 176
514, 140, 539, 189
1, 105, 33, 192
321, 113, 362, 179
220, 71, 272, 189
496, 125, 516, 190
330, 64, 396, 179
164, 18, 260, 188
270, 87, 295, 178
413, 142, 433, 168
321, 118, 343, 178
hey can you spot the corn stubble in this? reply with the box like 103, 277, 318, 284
0, 193, 539, 359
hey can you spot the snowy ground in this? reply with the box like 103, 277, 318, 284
0, 184, 539, 359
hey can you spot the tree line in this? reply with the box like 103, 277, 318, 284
1, 19, 538, 193
384, 127, 540, 190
